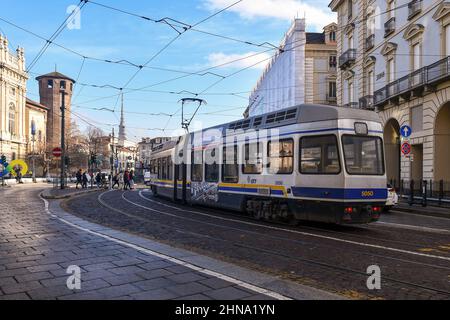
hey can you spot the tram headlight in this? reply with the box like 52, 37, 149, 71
354, 122, 368, 135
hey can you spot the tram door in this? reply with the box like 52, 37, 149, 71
181, 162, 187, 204
173, 163, 187, 203
173, 165, 179, 201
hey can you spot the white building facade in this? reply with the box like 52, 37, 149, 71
330, 0, 450, 188
0, 34, 28, 161
248, 19, 338, 117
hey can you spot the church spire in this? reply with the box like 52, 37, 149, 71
118, 92, 126, 146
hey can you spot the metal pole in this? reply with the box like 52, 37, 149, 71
110, 128, 114, 190
60, 90, 66, 190
32, 136, 36, 183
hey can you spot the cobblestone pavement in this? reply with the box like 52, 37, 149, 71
0, 185, 321, 300
63, 188, 450, 300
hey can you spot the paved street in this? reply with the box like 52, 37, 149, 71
0, 184, 336, 300
63, 186, 450, 300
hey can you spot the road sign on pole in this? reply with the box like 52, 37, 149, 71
401, 142, 411, 156
400, 125, 412, 138
52, 147, 62, 157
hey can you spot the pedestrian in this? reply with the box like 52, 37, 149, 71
129, 170, 135, 190
119, 171, 124, 189
14, 166, 23, 184
82, 171, 88, 189
123, 170, 130, 190
112, 173, 120, 189
75, 169, 82, 189
95, 171, 101, 188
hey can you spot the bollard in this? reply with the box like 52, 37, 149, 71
422, 180, 427, 207
429, 179, 433, 198
439, 180, 444, 206
409, 180, 414, 206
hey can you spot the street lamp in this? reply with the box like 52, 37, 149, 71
31, 120, 36, 183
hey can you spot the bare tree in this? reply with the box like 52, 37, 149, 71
66, 121, 89, 173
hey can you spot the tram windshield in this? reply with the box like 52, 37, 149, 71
342, 135, 384, 175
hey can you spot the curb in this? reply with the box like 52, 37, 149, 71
41, 188, 100, 200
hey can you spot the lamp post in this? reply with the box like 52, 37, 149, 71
60, 88, 66, 190
31, 121, 36, 183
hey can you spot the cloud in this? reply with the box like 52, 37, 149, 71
207, 51, 272, 70
203, 0, 336, 30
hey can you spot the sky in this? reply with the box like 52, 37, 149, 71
0, 0, 335, 141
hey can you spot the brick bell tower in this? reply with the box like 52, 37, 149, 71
35, 71, 75, 155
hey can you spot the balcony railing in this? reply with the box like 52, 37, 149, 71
374, 56, 450, 108
408, 0, 422, 20
359, 95, 374, 110
384, 17, 395, 37
366, 34, 375, 51
339, 48, 357, 69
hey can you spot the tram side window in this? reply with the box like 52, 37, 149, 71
167, 157, 172, 180
161, 158, 167, 180
268, 139, 294, 174
300, 135, 340, 174
205, 148, 219, 182
243, 142, 263, 174
222, 145, 239, 183
191, 150, 203, 182
157, 159, 162, 179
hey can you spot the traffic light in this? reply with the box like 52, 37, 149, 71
91, 154, 97, 164
64, 156, 70, 166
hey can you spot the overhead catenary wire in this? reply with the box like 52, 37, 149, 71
26, 0, 87, 72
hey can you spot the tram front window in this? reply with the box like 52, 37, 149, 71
342, 135, 384, 175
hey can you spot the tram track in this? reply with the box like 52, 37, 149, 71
85, 190, 450, 299
137, 190, 450, 260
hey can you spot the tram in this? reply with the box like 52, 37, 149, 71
148, 104, 387, 224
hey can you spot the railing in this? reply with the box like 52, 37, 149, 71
339, 48, 357, 69
427, 56, 450, 83
359, 95, 374, 110
408, 0, 422, 20
384, 17, 395, 37
392, 179, 450, 207
374, 56, 450, 107
365, 34, 375, 51
374, 87, 387, 105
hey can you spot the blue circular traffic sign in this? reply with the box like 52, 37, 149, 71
400, 125, 412, 138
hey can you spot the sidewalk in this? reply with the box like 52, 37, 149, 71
393, 200, 450, 219
0, 185, 341, 300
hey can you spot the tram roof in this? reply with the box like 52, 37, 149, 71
152, 104, 381, 153
195, 104, 381, 134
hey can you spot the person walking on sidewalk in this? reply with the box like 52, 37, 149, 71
112, 172, 120, 189
129, 170, 135, 190
95, 171, 102, 188
123, 170, 130, 190
75, 169, 82, 189
82, 171, 88, 189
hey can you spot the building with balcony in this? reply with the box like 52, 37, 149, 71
329, 0, 450, 186
137, 136, 172, 170
247, 19, 338, 117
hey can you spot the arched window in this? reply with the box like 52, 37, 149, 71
8, 103, 16, 135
